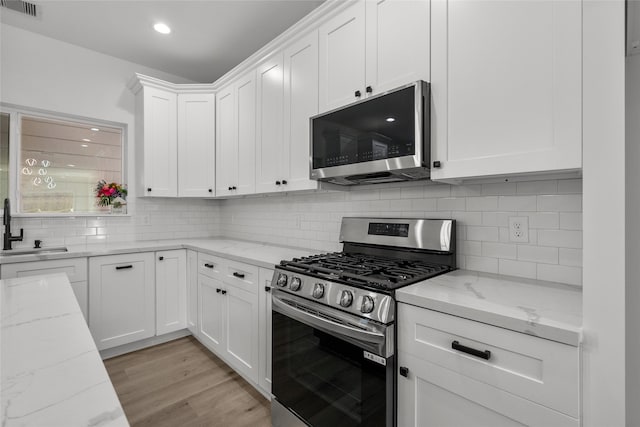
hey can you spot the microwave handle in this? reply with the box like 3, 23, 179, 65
272, 291, 390, 356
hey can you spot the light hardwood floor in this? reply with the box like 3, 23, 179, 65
104, 336, 271, 427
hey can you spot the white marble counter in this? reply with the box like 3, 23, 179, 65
1, 273, 128, 427
396, 269, 582, 346
0, 238, 320, 270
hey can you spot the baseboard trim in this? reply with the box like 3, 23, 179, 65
100, 329, 192, 359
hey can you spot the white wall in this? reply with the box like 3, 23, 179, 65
582, 1, 627, 425
0, 24, 221, 244
626, 52, 640, 427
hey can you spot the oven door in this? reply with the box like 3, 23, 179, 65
271, 289, 395, 427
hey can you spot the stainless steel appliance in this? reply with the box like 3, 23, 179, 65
310, 81, 430, 185
271, 217, 456, 427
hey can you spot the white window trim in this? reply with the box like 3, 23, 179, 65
0, 103, 128, 217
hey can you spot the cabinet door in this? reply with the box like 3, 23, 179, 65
365, 0, 429, 94
318, 1, 366, 112
199, 274, 225, 353
430, 0, 582, 181
283, 31, 320, 192
186, 250, 198, 335
143, 86, 177, 197
156, 249, 187, 335
177, 93, 215, 197
255, 54, 285, 194
224, 281, 259, 382
258, 268, 274, 394
235, 70, 257, 195
215, 84, 237, 196
89, 253, 155, 350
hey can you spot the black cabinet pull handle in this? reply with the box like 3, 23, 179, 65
355, 90, 361, 98
282, 180, 287, 185
204, 263, 214, 269
233, 272, 245, 279
399, 366, 409, 377
208, 189, 213, 193
158, 256, 164, 261
232, 186, 237, 190
216, 288, 221, 293
221, 290, 227, 295
275, 181, 281, 185
265, 286, 271, 292
433, 161, 441, 168
147, 188, 152, 192
366, 85, 373, 93
116, 265, 133, 270
228, 186, 232, 191
451, 340, 491, 360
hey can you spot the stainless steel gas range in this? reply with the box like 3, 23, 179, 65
271, 217, 456, 427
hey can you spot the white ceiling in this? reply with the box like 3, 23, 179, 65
0, 0, 325, 83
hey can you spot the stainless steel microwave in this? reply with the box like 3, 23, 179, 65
310, 81, 430, 185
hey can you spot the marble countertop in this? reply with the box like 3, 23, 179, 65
1, 273, 128, 426
0, 238, 321, 270
396, 269, 583, 346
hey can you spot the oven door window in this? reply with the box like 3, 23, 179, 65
272, 311, 392, 427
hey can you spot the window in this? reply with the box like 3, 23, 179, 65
1, 108, 125, 215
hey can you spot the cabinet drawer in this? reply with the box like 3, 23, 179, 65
1, 258, 87, 283
398, 303, 580, 418
223, 260, 258, 294
197, 253, 225, 278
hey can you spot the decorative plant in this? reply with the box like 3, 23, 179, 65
95, 180, 128, 207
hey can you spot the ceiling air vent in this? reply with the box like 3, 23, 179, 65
0, 0, 38, 18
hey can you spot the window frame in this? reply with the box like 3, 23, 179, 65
1, 103, 128, 217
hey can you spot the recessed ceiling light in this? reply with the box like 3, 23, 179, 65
82, 138, 91, 142
385, 117, 396, 122
90, 127, 100, 132
81, 144, 89, 148
154, 23, 171, 34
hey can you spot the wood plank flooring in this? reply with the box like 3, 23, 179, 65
104, 336, 271, 427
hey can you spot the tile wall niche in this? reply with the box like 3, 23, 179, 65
10, 198, 222, 248
218, 178, 583, 286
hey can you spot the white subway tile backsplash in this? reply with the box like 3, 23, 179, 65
499, 259, 537, 279
481, 212, 511, 227
537, 195, 582, 212
498, 195, 537, 211
451, 211, 483, 226
424, 184, 452, 198
437, 198, 466, 211
525, 212, 560, 229
459, 240, 482, 256
467, 226, 499, 242
558, 179, 582, 194
559, 212, 583, 230
450, 184, 482, 197
559, 248, 583, 267
516, 180, 558, 195
467, 196, 499, 211
517, 245, 558, 264
537, 264, 582, 286
411, 198, 438, 211
537, 229, 583, 248
465, 255, 499, 274
482, 182, 517, 195
482, 242, 517, 259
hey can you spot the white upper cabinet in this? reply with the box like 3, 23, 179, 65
215, 71, 256, 196
283, 31, 321, 192
255, 30, 320, 194
319, 1, 366, 112
319, 0, 429, 112
255, 53, 285, 193
177, 93, 215, 197
430, 0, 582, 182
141, 86, 178, 197
365, 0, 430, 93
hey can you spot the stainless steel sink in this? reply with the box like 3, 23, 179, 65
1, 246, 68, 256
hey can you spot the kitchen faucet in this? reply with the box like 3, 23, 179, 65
3, 198, 23, 250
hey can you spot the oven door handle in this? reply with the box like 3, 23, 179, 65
272, 292, 391, 356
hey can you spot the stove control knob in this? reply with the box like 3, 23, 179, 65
312, 283, 325, 299
290, 277, 302, 291
339, 290, 353, 308
276, 273, 288, 287
361, 296, 375, 314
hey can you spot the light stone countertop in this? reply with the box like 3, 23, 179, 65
1, 273, 128, 427
0, 238, 322, 270
396, 269, 583, 346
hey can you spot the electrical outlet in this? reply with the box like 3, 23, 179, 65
508, 216, 529, 243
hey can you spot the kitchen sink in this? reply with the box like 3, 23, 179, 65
1, 247, 69, 256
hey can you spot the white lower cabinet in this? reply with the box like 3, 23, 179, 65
89, 253, 156, 351
197, 253, 260, 384
258, 268, 274, 394
186, 250, 199, 335
397, 303, 580, 427
155, 249, 187, 335
1, 258, 88, 322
